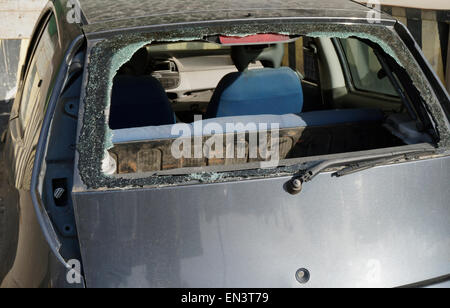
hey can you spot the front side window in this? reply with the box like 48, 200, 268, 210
19, 15, 58, 132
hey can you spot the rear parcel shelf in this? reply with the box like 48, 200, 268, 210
106, 110, 400, 174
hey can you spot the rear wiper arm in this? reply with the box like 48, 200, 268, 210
287, 149, 436, 195
333, 155, 405, 177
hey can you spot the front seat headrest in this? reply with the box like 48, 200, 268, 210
109, 75, 176, 129
206, 67, 304, 118
118, 48, 149, 76
231, 44, 285, 72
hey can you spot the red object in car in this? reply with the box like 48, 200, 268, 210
219, 34, 291, 45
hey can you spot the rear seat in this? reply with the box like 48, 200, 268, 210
112, 109, 384, 143
300, 109, 384, 127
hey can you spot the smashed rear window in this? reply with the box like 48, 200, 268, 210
77, 22, 448, 189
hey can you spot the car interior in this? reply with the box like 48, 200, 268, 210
106, 35, 435, 175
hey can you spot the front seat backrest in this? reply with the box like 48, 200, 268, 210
109, 75, 176, 130
206, 67, 304, 118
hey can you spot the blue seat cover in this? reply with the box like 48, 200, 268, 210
109, 75, 176, 130
206, 68, 304, 118
112, 109, 384, 143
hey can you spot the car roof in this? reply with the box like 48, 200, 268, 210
73, 0, 396, 35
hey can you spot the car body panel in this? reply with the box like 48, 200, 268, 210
1, 0, 84, 287
70, 1, 449, 288
78, 0, 395, 30
73, 156, 450, 288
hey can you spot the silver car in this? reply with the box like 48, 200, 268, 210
1, 0, 449, 288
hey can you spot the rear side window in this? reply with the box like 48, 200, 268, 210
340, 38, 398, 97
19, 15, 58, 132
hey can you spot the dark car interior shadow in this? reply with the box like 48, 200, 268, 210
0, 99, 19, 284
0, 99, 11, 139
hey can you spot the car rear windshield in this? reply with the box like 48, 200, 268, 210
100, 36, 434, 176
77, 23, 445, 188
